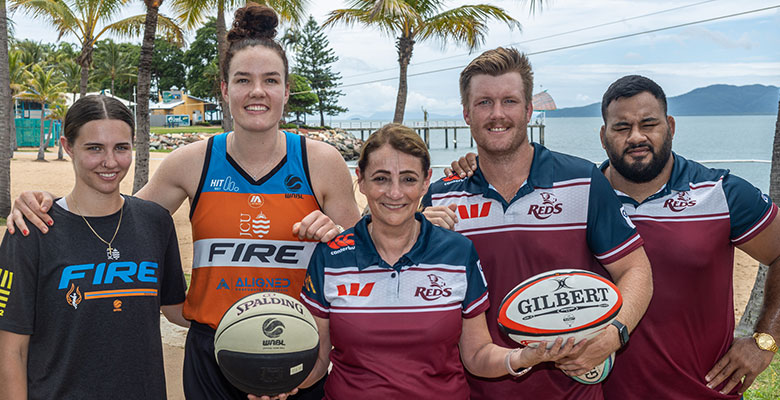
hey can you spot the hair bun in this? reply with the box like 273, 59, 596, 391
227, 3, 279, 42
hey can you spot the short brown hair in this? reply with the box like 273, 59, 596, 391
459, 47, 533, 107
357, 123, 430, 175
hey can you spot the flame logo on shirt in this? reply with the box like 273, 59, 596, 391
66, 283, 82, 310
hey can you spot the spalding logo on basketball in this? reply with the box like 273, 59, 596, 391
214, 292, 319, 395
571, 352, 615, 384
498, 269, 622, 348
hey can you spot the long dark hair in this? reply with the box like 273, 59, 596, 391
222, 4, 289, 85
63, 95, 134, 144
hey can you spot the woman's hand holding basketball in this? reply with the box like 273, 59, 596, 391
248, 388, 299, 400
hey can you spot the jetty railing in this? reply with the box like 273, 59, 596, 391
332, 121, 546, 148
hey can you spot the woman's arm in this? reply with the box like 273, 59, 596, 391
458, 313, 582, 378
0, 330, 30, 398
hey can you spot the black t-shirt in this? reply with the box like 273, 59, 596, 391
0, 196, 187, 399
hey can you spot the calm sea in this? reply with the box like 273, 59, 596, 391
338, 115, 775, 193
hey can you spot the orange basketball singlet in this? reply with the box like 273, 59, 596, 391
184, 131, 321, 328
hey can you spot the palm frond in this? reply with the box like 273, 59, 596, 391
418, 4, 520, 50
10, 0, 80, 41
324, 7, 405, 38
260, 0, 310, 26
169, 0, 214, 30
95, 0, 132, 25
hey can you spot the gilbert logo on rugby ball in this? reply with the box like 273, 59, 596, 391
498, 269, 622, 347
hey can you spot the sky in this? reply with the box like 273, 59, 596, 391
8, 0, 780, 119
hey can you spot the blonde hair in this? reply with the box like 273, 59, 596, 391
459, 47, 533, 107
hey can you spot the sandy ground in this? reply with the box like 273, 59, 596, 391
3, 150, 760, 399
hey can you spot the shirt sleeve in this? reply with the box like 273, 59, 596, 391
159, 217, 187, 306
300, 243, 330, 318
586, 166, 644, 265
722, 173, 778, 245
462, 244, 489, 318
0, 231, 40, 335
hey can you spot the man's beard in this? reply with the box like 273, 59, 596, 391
606, 129, 672, 183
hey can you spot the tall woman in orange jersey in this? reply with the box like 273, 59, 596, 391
5, 4, 360, 399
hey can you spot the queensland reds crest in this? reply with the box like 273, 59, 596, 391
663, 191, 697, 212
528, 192, 563, 219
414, 274, 453, 301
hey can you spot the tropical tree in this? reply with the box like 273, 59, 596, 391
737, 96, 780, 336
151, 38, 186, 95
59, 59, 82, 100
0, 0, 12, 215
8, 50, 27, 156
133, 0, 186, 193
10, 0, 183, 96
93, 39, 137, 96
293, 16, 346, 126
171, 0, 310, 132
324, 0, 522, 123
13, 39, 52, 66
286, 73, 318, 123
20, 64, 66, 161
184, 18, 218, 99
48, 100, 69, 160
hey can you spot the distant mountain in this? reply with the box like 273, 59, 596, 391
546, 84, 779, 117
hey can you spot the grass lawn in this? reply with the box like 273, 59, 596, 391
745, 353, 779, 399
150, 126, 223, 134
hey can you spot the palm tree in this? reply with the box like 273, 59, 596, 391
324, 0, 523, 123
93, 39, 137, 96
134, 0, 186, 193
20, 64, 66, 161
10, 0, 183, 97
59, 59, 81, 101
737, 96, 780, 336
171, 0, 310, 132
8, 50, 27, 157
0, 0, 13, 215
48, 100, 69, 160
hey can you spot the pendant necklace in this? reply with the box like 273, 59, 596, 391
71, 195, 123, 260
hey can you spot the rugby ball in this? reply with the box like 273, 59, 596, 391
498, 269, 622, 348
571, 352, 615, 384
214, 292, 319, 395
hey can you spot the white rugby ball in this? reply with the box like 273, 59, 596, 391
214, 292, 319, 395
571, 352, 615, 384
498, 269, 622, 348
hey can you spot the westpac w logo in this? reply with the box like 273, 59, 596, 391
458, 202, 492, 219
336, 282, 375, 297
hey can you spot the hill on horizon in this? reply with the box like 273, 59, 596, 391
546, 84, 779, 117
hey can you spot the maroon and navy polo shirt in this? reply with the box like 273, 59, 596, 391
422, 142, 643, 399
301, 213, 489, 399
601, 153, 777, 400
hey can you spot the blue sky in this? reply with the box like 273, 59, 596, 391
9, 0, 780, 119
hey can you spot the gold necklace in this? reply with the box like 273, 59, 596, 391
70, 195, 124, 260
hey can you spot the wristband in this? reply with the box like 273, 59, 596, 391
505, 348, 533, 377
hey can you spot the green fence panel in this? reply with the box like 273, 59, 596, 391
15, 119, 60, 147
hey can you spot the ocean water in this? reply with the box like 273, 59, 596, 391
341, 115, 776, 193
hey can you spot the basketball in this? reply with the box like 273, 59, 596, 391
497, 269, 622, 348
214, 292, 320, 395
571, 352, 615, 384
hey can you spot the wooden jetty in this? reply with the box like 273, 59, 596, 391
333, 121, 546, 148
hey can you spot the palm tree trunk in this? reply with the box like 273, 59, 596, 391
0, 0, 12, 215
77, 44, 92, 97
8, 97, 15, 158
736, 97, 780, 336
393, 36, 414, 124
37, 103, 46, 160
217, 3, 232, 132
134, 0, 161, 193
